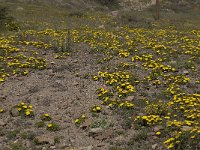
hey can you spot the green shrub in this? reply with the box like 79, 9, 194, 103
114, 10, 153, 28
96, 0, 119, 5
94, 0, 120, 9
0, 5, 19, 31
0, 6, 11, 29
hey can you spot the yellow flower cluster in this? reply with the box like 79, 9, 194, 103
92, 106, 101, 113
0, 35, 47, 83
40, 113, 52, 121
74, 114, 86, 125
17, 102, 34, 117
162, 94, 200, 149
134, 115, 163, 126
0, 108, 4, 113
97, 71, 136, 97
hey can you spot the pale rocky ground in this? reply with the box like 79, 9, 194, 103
0, 43, 138, 150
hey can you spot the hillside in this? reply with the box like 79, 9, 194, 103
0, 0, 200, 150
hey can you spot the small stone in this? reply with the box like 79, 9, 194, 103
183, 70, 189, 75
42, 51, 46, 55
0, 119, 7, 126
152, 144, 158, 150
90, 127, 104, 133
138, 113, 144, 116
114, 135, 125, 143
49, 69, 53, 73
97, 144, 106, 147
169, 60, 177, 65
98, 25, 105, 29
35, 134, 55, 145
77, 145, 93, 150
57, 139, 70, 149
23, 140, 32, 148
1, 146, 12, 150
55, 80, 62, 84
147, 132, 155, 136
50, 146, 56, 149
16, 6, 24, 11
80, 119, 92, 129
72, 81, 79, 86
96, 128, 113, 140
89, 127, 104, 137
50, 62, 55, 65
72, 59, 78, 63
126, 96, 134, 101
0, 95, 6, 101
10, 107, 19, 117
181, 126, 193, 132
153, 125, 163, 132
152, 136, 159, 140
70, 139, 75, 144
109, 10, 119, 17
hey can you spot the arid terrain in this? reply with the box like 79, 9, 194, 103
0, 0, 200, 150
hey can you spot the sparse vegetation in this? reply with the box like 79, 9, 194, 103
0, 0, 199, 149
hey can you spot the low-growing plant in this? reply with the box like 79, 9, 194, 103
6, 129, 20, 139
35, 121, 45, 128
0, 127, 6, 136
20, 130, 36, 140
40, 114, 52, 121
91, 118, 112, 129
46, 123, 60, 131
10, 142, 24, 150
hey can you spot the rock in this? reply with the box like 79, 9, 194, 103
0, 119, 7, 126
114, 135, 125, 143
169, 60, 176, 65
10, 107, 19, 117
153, 125, 164, 132
147, 132, 155, 136
95, 128, 113, 140
89, 128, 104, 137
152, 144, 158, 150
72, 81, 79, 86
1, 146, 12, 150
16, 6, 24, 11
89, 128, 113, 140
50, 62, 55, 65
0, 95, 6, 101
48, 69, 53, 73
183, 70, 189, 75
109, 11, 119, 17
42, 51, 46, 55
97, 144, 106, 148
126, 96, 134, 101
35, 134, 55, 145
57, 141, 69, 149
50, 146, 56, 149
115, 26, 120, 31
72, 59, 78, 63
152, 136, 159, 140
181, 126, 193, 132
89, 127, 103, 133
80, 119, 92, 129
138, 113, 144, 116
98, 25, 105, 29
77, 145, 93, 150
55, 80, 62, 84
69, 139, 75, 145
23, 140, 32, 148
